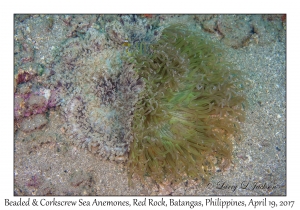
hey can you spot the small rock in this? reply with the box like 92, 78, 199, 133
19, 114, 48, 132
158, 183, 174, 195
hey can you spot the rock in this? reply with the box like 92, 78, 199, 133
19, 114, 48, 132
14, 88, 61, 120
203, 18, 218, 33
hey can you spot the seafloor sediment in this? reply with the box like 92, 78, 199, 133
14, 14, 286, 195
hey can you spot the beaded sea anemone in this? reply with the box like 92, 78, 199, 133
127, 24, 246, 184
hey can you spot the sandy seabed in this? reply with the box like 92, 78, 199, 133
14, 14, 286, 195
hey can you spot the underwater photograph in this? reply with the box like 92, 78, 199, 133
13, 14, 286, 196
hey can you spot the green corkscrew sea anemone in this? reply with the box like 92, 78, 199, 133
127, 24, 246, 184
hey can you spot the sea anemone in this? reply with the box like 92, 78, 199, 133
127, 24, 246, 184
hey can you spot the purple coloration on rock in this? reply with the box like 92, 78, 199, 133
14, 87, 62, 120
48, 89, 61, 108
